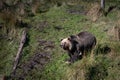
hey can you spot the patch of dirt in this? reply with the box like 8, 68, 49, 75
54, 25, 64, 31
66, 5, 86, 15
67, 9, 86, 15
38, 39, 55, 52
9, 39, 55, 79
87, 3, 102, 22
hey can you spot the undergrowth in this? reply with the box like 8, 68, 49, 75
0, 1, 120, 80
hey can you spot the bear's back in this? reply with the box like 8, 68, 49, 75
77, 31, 93, 38
77, 31, 96, 49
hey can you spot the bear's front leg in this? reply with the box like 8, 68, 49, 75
65, 52, 74, 64
69, 52, 79, 63
68, 52, 73, 62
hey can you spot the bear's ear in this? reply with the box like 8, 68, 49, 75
60, 38, 63, 41
68, 37, 71, 41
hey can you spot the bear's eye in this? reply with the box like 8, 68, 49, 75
64, 42, 68, 46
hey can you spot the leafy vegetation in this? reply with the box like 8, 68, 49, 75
0, 0, 120, 80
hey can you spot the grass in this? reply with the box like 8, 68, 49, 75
0, 2, 120, 80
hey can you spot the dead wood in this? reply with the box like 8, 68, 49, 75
12, 29, 27, 74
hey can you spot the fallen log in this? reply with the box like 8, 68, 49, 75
12, 29, 27, 74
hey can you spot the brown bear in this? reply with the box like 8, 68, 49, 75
60, 31, 96, 63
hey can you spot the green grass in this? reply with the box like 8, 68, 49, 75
30, 5, 120, 80
0, 2, 120, 80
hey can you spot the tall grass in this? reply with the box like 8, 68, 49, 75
0, 11, 17, 35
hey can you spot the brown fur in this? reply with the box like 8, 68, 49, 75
60, 31, 96, 63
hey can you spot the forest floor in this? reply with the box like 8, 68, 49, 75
0, 2, 120, 80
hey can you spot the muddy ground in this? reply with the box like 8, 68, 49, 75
7, 39, 55, 80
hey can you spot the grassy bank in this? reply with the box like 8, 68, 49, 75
0, 1, 120, 80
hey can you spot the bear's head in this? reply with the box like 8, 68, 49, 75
60, 38, 72, 50
60, 35, 77, 50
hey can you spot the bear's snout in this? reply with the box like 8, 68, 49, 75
60, 43, 68, 50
